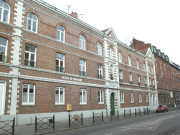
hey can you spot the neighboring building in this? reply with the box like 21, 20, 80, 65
0, 0, 157, 125
131, 38, 180, 107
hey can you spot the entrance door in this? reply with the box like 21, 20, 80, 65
0, 82, 5, 115
110, 93, 115, 115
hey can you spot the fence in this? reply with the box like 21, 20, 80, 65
92, 112, 103, 124
124, 109, 131, 119
143, 108, 150, 115
69, 113, 83, 127
35, 115, 55, 133
110, 110, 119, 121
135, 108, 141, 117
0, 118, 15, 135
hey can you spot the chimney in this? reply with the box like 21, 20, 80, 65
70, 12, 78, 19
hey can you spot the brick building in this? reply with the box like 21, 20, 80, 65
131, 38, 180, 107
0, 0, 157, 125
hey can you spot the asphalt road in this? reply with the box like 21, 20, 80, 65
48, 110, 180, 135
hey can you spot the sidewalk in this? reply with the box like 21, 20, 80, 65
3, 108, 179, 135
14, 112, 148, 135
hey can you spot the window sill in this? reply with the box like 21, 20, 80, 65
80, 103, 87, 105
98, 102, 104, 105
22, 103, 35, 106
55, 103, 65, 106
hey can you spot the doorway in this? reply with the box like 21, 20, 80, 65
110, 93, 115, 115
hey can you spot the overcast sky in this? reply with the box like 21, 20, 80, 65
43, 0, 180, 65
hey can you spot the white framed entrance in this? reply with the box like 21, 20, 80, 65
0, 82, 6, 115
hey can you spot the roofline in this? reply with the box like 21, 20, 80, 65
32, 0, 104, 36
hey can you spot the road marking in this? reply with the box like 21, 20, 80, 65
105, 133, 112, 135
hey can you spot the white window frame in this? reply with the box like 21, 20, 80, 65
109, 47, 113, 59
130, 93, 134, 103
98, 90, 104, 104
144, 77, 147, 86
97, 64, 103, 79
55, 87, 65, 105
80, 89, 87, 105
26, 13, 38, 33
149, 78, 151, 87
128, 56, 131, 66
97, 42, 102, 56
110, 65, 114, 80
129, 73, 133, 83
139, 93, 142, 103
136, 60, 139, 69
151, 67, 153, 74
119, 70, 123, 82
79, 35, 86, 50
148, 65, 150, 73
79, 59, 86, 76
57, 25, 65, 42
0, 0, 10, 23
22, 84, 35, 105
56, 53, 65, 72
143, 63, 146, 71
120, 92, 124, 103
0, 37, 8, 63
138, 75, 141, 84
24, 44, 36, 67
146, 93, 149, 102
118, 52, 122, 63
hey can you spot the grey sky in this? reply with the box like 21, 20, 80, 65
43, 0, 180, 65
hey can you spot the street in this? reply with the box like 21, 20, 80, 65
47, 110, 180, 135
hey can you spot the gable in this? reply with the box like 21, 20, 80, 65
104, 27, 119, 41
146, 48, 154, 60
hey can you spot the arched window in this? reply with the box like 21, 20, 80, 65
97, 42, 102, 56
0, 37, 8, 62
0, 0, 10, 23
57, 25, 65, 42
79, 35, 86, 50
128, 56, 131, 66
27, 13, 38, 33
118, 52, 122, 63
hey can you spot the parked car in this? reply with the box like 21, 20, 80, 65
156, 105, 168, 112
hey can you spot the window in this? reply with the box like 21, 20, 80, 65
137, 75, 140, 85
97, 64, 103, 79
57, 25, 65, 42
148, 65, 150, 73
118, 52, 122, 63
144, 77, 147, 87
56, 53, 65, 72
55, 87, 65, 105
109, 47, 113, 59
149, 78, 151, 87
146, 93, 149, 102
120, 92, 124, 103
129, 73, 133, 84
80, 60, 86, 76
80, 89, 87, 104
98, 90, 104, 104
22, 84, 35, 105
130, 93, 134, 103
97, 42, 102, 56
110, 65, 114, 80
0, 37, 7, 62
139, 93, 142, 103
143, 63, 146, 71
79, 35, 86, 50
27, 13, 38, 32
151, 67, 153, 74
136, 60, 139, 69
0, 0, 10, 23
128, 56, 131, 66
152, 79, 155, 88
24, 45, 36, 67
119, 70, 123, 83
